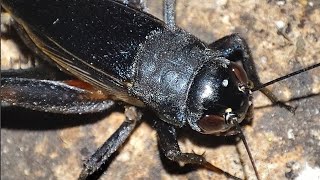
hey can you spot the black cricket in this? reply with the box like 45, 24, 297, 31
1, 0, 319, 179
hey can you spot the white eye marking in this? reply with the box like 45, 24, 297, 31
222, 79, 228, 87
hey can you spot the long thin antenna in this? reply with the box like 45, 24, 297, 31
232, 118, 261, 180
253, 63, 320, 91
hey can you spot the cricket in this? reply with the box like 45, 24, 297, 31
1, 0, 319, 179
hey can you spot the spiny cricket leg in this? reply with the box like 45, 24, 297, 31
79, 106, 142, 180
259, 88, 296, 112
153, 119, 242, 180
164, 0, 176, 29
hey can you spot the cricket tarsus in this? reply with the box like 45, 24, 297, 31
253, 63, 319, 113
203, 161, 242, 180
79, 107, 142, 180
259, 88, 297, 113
154, 119, 242, 180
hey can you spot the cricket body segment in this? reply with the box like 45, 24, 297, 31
2, 0, 251, 135
131, 27, 252, 134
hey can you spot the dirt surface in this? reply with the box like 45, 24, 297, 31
1, 0, 320, 180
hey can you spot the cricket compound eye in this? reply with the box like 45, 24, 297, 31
197, 114, 227, 134
229, 62, 249, 86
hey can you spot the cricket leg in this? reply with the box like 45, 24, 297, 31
153, 119, 242, 180
79, 106, 142, 180
1, 77, 115, 114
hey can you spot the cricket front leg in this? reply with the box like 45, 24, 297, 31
209, 33, 259, 84
153, 119, 242, 180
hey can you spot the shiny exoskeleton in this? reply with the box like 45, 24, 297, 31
1, 0, 275, 179
2, 0, 253, 133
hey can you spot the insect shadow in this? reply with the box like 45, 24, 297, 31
1, 106, 122, 130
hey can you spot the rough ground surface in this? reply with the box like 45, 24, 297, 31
1, 0, 320, 180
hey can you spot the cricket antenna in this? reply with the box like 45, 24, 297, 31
253, 63, 320, 91
226, 113, 261, 180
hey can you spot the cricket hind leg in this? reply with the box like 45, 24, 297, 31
153, 118, 242, 180
1, 77, 115, 114
209, 34, 296, 112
